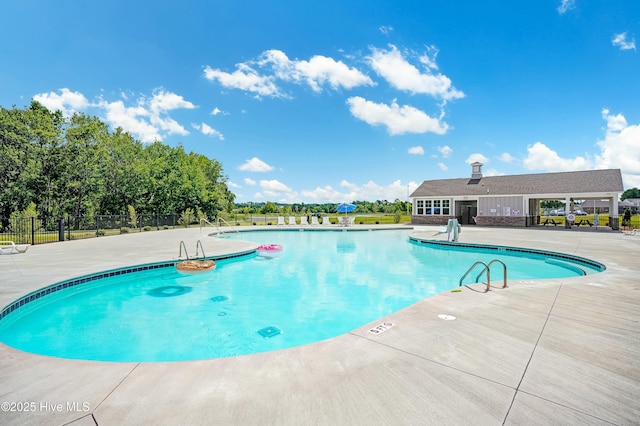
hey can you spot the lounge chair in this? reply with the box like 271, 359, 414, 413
300, 216, 309, 225
277, 216, 286, 226
338, 217, 345, 226
288, 216, 297, 225
0, 241, 30, 255
311, 216, 319, 225
322, 216, 331, 225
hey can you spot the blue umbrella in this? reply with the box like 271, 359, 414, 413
336, 203, 356, 226
336, 203, 356, 213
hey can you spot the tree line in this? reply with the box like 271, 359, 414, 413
0, 101, 234, 222
234, 200, 411, 215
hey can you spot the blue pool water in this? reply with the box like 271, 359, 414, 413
0, 229, 603, 362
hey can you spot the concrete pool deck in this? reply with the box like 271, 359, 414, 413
0, 225, 638, 425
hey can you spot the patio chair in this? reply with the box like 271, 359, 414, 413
311, 216, 319, 225
288, 216, 297, 225
300, 216, 309, 225
277, 216, 286, 226
322, 216, 331, 225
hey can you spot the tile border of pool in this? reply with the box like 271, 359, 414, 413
0, 249, 256, 321
408, 237, 606, 271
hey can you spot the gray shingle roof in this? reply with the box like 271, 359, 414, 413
410, 169, 623, 197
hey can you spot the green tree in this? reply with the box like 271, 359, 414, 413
261, 202, 277, 214
621, 188, 640, 200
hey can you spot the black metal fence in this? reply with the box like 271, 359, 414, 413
0, 214, 181, 246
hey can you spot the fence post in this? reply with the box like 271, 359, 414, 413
58, 218, 65, 242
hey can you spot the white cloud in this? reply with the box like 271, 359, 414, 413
419, 45, 440, 71
557, 0, 575, 14
379, 26, 393, 36
227, 181, 241, 188
211, 107, 226, 116
596, 110, 640, 189
300, 179, 418, 203
522, 142, 590, 171
601, 108, 627, 131
238, 157, 275, 172
612, 32, 636, 51
204, 49, 373, 97
149, 89, 195, 114
368, 45, 464, 100
408, 146, 424, 155
100, 99, 162, 143
192, 122, 224, 140
33, 88, 88, 116
244, 178, 257, 186
437, 145, 452, 158
203, 63, 281, 97
92, 89, 194, 143
346, 96, 449, 135
466, 153, 489, 165
438, 162, 448, 171
260, 179, 292, 192
499, 153, 515, 163
483, 168, 505, 177
340, 180, 358, 190
260, 49, 374, 92
504, 109, 640, 189
300, 185, 349, 202
33, 87, 198, 143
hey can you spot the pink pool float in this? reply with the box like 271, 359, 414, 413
257, 243, 283, 258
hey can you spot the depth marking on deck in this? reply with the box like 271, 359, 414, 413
368, 321, 396, 335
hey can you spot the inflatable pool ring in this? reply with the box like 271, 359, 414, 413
257, 244, 283, 253
176, 259, 216, 273
566, 213, 576, 222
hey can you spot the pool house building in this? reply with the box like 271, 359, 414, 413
409, 163, 624, 229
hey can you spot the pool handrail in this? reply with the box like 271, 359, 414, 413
459, 259, 508, 292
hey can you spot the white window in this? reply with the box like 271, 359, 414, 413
417, 199, 451, 215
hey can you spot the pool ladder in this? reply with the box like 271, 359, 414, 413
179, 240, 206, 260
459, 259, 507, 292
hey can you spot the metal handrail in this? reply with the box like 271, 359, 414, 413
179, 240, 189, 259
459, 259, 508, 292
200, 218, 217, 230
476, 259, 508, 289
459, 261, 490, 292
217, 217, 239, 232
195, 240, 206, 258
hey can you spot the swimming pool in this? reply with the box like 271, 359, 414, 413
0, 229, 603, 362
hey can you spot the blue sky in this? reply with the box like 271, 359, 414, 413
1, 0, 639, 203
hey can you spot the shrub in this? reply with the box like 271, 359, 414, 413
179, 208, 195, 228
163, 225, 169, 230
128, 205, 138, 228
97, 229, 106, 236
120, 227, 129, 234
143, 226, 152, 232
